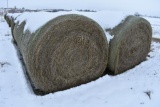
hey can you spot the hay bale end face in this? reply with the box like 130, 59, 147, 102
108, 15, 152, 74
13, 14, 108, 94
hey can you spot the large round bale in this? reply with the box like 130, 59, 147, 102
4, 14, 7, 20
108, 15, 152, 74
10, 17, 16, 41
4, 14, 21, 43
8, 13, 22, 43
5, 15, 11, 27
13, 14, 108, 94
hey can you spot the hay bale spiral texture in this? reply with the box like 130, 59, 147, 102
108, 15, 152, 74
13, 14, 108, 94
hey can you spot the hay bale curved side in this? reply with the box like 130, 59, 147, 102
14, 14, 108, 94
10, 17, 16, 41
108, 15, 152, 74
13, 21, 26, 46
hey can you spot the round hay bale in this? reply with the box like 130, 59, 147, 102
10, 17, 16, 41
13, 14, 108, 94
5, 15, 11, 27
4, 14, 7, 20
4, 14, 16, 43
108, 15, 152, 74
13, 20, 26, 46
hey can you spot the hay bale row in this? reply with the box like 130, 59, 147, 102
4, 14, 17, 42
10, 14, 108, 94
4, 12, 152, 95
108, 15, 152, 74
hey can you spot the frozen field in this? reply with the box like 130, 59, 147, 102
0, 13, 160, 107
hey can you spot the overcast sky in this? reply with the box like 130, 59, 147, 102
0, 0, 160, 16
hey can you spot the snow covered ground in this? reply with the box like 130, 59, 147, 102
0, 12, 160, 107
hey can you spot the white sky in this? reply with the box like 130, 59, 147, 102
0, 0, 160, 16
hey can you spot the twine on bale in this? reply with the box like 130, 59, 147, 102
108, 15, 152, 74
13, 14, 108, 94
